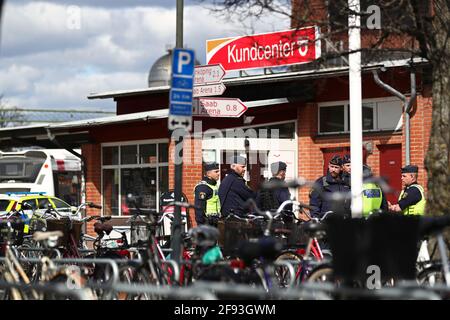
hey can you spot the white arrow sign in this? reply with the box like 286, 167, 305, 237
193, 98, 248, 117
194, 64, 226, 85
193, 83, 226, 97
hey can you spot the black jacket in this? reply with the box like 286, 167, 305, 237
256, 177, 292, 211
309, 171, 351, 219
218, 170, 256, 217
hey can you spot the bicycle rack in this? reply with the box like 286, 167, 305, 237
16, 247, 62, 259
0, 279, 95, 300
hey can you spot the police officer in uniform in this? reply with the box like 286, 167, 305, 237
341, 154, 351, 187
218, 155, 256, 217
309, 155, 351, 219
257, 161, 291, 211
362, 164, 388, 217
388, 165, 426, 215
194, 162, 221, 226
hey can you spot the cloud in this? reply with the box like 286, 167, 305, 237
0, 1, 290, 112
0, 64, 41, 94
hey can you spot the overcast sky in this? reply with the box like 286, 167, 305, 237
0, 1, 289, 111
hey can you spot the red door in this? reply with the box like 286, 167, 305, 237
378, 144, 402, 204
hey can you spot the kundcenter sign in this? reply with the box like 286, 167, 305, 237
206, 27, 321, 71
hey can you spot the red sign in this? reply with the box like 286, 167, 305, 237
206, 27, 321, 71
194, 64, 226, 85
193, 98, 248, 117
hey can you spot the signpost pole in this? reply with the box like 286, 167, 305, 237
171, 0, 185, 265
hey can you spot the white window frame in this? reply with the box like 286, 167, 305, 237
101, 139, 169, 217
201, 120, 298, 184
318, 97, 403, 135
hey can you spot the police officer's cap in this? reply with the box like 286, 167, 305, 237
329, 155, 342, 166
230, 155, 247, 165
204, 162, 219, 172
342, 154, 351, 164
401, 165, 418, 173
270, 161, 287, 175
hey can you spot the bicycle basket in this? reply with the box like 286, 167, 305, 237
219, 217, 265, 257
130, 219, 150, 247
46, 218, 83, 247
286, 222, 310, 247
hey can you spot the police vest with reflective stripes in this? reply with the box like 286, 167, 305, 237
362, 182, 383, 217
399, 184, 426, 216
195, 181, 221, 216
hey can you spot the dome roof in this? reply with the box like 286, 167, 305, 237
147, 49, 201, 87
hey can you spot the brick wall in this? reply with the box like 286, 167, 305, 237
81, 143, 102, 235
406, 94, 433, 191
169, 136, 203, 228
296, 94, 433, 203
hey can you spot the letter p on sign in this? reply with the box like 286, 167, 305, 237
178, 52, 191, 73
173, 48, 195, 77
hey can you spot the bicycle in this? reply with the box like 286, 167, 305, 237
274, 206, 333, 287
42, 202, 102, 258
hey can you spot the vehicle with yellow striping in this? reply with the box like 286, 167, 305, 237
0, 192, 76, 234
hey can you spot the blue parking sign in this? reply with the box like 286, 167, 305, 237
169, 48, 195, 130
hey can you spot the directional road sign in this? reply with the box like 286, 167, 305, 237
169, 48, 195, 131
194, 64, 226, 86
193, 98, 248, 117
193, 83, 226, 97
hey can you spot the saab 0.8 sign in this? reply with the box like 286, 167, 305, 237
206, 27, 321, 72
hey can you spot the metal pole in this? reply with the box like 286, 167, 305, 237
171, 0, 184, 264
348, 0, 363, 217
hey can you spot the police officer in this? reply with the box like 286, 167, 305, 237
388, 165, 426, 215
341, 154, 351, 187
362, 164, 388, 217
309, 155, 351, 219
218, 155, 256, 217
194, 162, 221, 226
257, 161, 291, 211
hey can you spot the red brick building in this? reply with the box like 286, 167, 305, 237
0, 1, 433, 235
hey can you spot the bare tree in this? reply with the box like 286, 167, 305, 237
202, 0, 450, 217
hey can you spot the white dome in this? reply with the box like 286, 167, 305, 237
147, 49, 200, 87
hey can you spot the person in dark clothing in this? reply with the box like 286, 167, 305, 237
257, 161, 292, 211
218, 155, 256, 217
309, 155, 351, 219
341, 154, 351, 187
194, 162, 221, 226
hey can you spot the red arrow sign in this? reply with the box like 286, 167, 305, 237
193, 98, 248, 117
194, 64, 226, 85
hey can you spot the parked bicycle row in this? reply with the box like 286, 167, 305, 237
1, 190, 450, 300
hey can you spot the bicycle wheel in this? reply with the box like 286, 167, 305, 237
123, 266, 162, 300
274, 251, 302, 287
307, 266, 334, 283
42, 271, 96, 300
18, 239, 42, 281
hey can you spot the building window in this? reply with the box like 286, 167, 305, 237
101, 141, 169, 216
318, 99, 402, 134
319, 105, 345, 133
